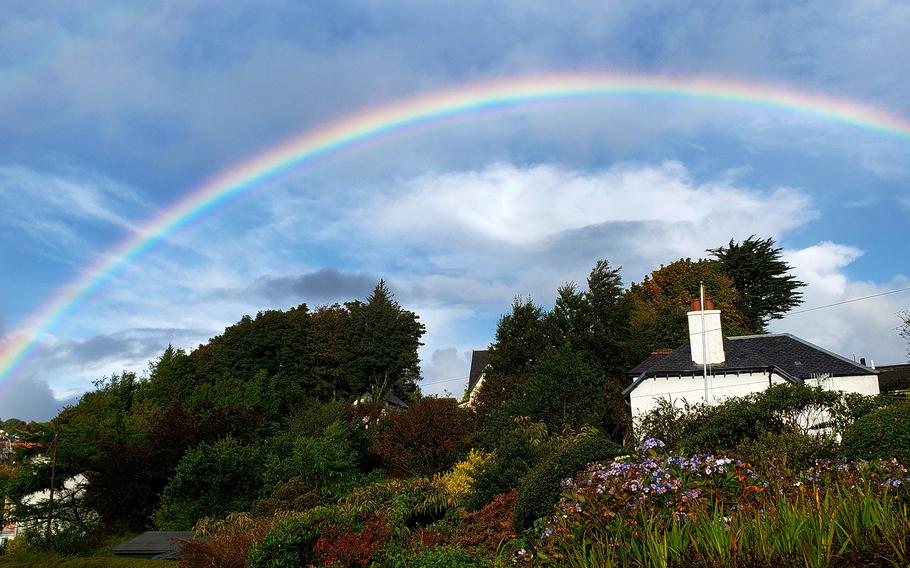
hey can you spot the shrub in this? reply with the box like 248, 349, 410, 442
734, 429, 839, 471
153, 437, 263, 530
466, 419, 554, 511
452, 490, 517, 556
380, 545, 488, 567
370, 397, 476, 477
181, 512, 277, 568
247, 506, 354, 568
312, 513, 391, 567
842, 402, 910, 464
262, 420, 362, 499
438, 449, 492, 505
637, 384, 851, 454
339, 478, 455, 531
513, 431, 623, 530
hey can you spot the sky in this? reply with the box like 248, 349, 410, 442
1, 1, 909, 421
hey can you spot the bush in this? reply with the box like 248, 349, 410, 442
312, 513, 391, 567
438, 449, 492, 505
452, 490, 517, 556
636, 384, 849, 454
153, 437, 264, 530
513, 431, 623, 530
734, 430, 839, 471
842, 402, 910, 464
370, 397, 476, 477
246, 506, 354, 568
339, 478, 455, 531
181, 512, 276, 568
379, 544, 488, 567
465, 417, 560, 511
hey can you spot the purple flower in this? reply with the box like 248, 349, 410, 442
637, 438, 666, 451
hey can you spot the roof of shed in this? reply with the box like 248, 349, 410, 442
112, 531, 193, 556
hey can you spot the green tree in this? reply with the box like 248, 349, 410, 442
709, 236, 806, 332
486, 295, 549, 377
154, 437, 264, 530
346, 280, 425, 403
584, 260, 629, 375
506, 344, 626, 439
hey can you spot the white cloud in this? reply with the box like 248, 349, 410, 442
775, 242, 909, 366
0, 165, 146, 252
347, 161, 814, 285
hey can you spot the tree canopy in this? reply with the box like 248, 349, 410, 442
709, 235, 805, 332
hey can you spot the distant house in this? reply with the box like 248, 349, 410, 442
354, 390, 408, 409
113, 531, 194, 560
624, 299, 879, 422
877, 363, 910, 393
462, 350, 490, 407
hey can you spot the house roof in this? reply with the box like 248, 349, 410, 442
467, 350, 489, 395
627, 333, 876, 382
877, 363, 910, 392
112, 531, 193, 556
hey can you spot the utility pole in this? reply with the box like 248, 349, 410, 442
47, 433, 58, 542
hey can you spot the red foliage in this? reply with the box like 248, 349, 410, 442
312, 513, 392, 567
369, 397, 476, 477
453, 490, 518, 554
179, 515, 276, 568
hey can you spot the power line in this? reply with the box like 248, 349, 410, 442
786, 285, 910, 316
420, 375, 469, 387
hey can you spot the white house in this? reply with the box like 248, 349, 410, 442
624, 299, 879, 420
461, 350, 490, 407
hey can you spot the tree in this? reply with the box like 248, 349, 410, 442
370, 397, 475, 477
153, 437, 264, 530
901, 311, 910, 358
346, 280, 426, 403
505, 344, 626, 440
709, 236, 806, 332
486, 296, 549, 377
624, 258, 751, 366
584, 260, 629, 375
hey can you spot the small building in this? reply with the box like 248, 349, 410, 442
624, 299, 879, 421
112, 531, 194, 559
461, 350, 489, 407
877, 362, 910, 393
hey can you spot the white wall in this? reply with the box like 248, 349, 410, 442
630, 370, 788, 418
629, 372, 881, 432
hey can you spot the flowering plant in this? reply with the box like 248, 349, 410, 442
525, 439, 910, 566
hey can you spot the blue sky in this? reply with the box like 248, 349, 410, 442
1, 1, 909, 420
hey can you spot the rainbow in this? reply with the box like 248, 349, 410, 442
2, 72, 910, 393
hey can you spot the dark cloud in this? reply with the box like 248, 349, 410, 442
253, 268, 377, 304
46, 327, 211, 372
0, 376, 77, 422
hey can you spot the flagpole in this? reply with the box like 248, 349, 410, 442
700, 281, 709, 405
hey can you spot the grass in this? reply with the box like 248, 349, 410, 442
0, 553, 165, 568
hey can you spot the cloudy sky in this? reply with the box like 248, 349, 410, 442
1, 1, 909, 420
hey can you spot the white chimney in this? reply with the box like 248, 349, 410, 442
687, 298, 725, 366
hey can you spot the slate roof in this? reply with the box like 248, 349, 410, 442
112, 531, 193, 557
467, 350, 489, 395
627, 333, 876, 381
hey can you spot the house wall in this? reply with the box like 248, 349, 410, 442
629, 370, 788, 418
630, 372, 880, 424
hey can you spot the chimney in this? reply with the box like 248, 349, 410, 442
687, 297, 725, 366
